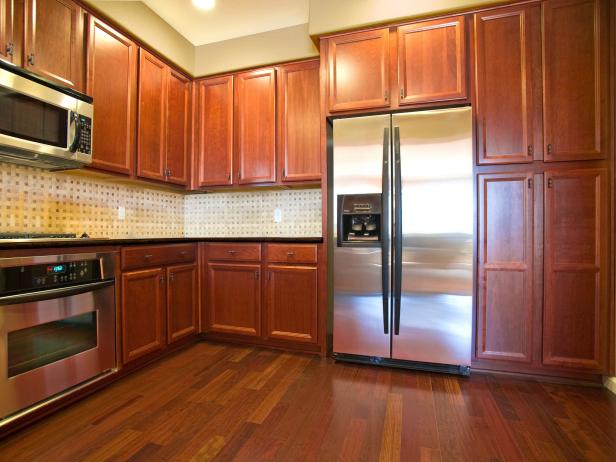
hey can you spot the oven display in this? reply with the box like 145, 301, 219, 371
47, 264, 67, 274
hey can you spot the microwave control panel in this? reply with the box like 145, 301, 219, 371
77, 115, 92, 155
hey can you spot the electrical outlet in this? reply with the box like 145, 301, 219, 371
273, 208, 282, 223
118, 205, 126, 220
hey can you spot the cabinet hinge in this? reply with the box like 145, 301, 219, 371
527, 145, 533, 156
547, 178, 553, 188
547, 144, 553, 155
528, 178, 533, 189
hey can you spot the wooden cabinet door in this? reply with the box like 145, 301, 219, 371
477, 173, 534, 362
196, 76, 233, 187
543, 169, 607, 370
121, 267, 165, 364
327, 29, 390, 112
24, 0, 84, 89
277, 60, 321, 183
206, 263, 261, 336
137, 49, 167, 182
397, 16, 466, 105
165, 69, 190, 185
166, 263, 198, 344
235, 68, 276, 184
0, 0, 13, 62
266, 265, 318, 344
86, 16, 137, 175
543, 0, 607, 161
474, 6, 540, 164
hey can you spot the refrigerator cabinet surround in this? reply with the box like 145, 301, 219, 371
331, 107, 473, 375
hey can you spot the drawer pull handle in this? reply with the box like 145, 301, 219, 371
287, 252, 296, 257
179, 251, 187, 256
144, 254, 153, 260
227, 250, 237, 255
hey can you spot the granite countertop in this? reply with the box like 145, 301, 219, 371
0, 236, 324, 250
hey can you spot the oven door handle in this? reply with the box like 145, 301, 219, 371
0, 279, 114, 305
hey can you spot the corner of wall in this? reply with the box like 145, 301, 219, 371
604, 377, 616, 395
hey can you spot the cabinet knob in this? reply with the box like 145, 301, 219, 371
144, 254, 153, 260
27, 53, 35, 66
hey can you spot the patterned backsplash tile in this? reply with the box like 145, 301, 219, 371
0, 163, 322, 238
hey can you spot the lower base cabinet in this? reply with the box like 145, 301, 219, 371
121, 245, 198, 365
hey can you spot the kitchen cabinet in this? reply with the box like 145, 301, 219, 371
235, 67, 276, 184
86, 16, 137, 175
195, 75, 234, 187
326, 28, 390, 112
24, 0, 84, 90
543, 168, 607, 370
474, 5, 540, 164
543, 0, 607, 162
397, 16, 467, 105
137, 49, 167, 182
206, 262, 261, 337
121, 244, 198, 364
277, 60, 321, 183
477, 172, 534, 362
266, 244, 318, 343
137, 49, 191, 185
164, 68, 191, 185
0, 0, 13, 62
121, 267, 166, 364
166, 263, 198, 344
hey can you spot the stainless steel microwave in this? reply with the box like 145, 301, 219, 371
0, 60, 93, 170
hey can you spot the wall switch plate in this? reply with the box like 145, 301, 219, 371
273, 208, 282, 223
118, 205, 126, 220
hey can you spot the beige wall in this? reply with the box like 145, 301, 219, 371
308, 0, 506, 36
193, 23, 318, 77
85, 1, 194, 73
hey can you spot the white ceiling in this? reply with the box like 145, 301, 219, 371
98, 0, 311, 46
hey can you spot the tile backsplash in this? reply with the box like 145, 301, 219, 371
0, 164, 322, 238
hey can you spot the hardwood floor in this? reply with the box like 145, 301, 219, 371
1, 342, 615, 461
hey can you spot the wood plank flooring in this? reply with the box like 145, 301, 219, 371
1, 342, 615, 461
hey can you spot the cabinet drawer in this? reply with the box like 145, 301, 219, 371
206, 243, 261, 262
267, 244, 317, 264
122, 244, 196, 270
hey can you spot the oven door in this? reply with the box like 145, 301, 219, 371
0, 280, 116, 420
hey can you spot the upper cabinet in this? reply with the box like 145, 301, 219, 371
195, 76, 234, 187
277, 59, 321, 183
195, 62, 321, 189
234, 67, 277, 185
542, 0, 607, 162
137, 49, 191, 186
24, 0, 84, 90
86, 16, 137, 175
474, 5, 541, 164
397, 16, 467, 105
326, 29, 390, 112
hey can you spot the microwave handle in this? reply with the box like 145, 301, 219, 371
69, 112, 82, 153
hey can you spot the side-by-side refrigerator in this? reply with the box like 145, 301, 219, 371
331, 107, 473, 375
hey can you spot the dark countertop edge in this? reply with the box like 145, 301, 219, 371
0, 236, 324, 250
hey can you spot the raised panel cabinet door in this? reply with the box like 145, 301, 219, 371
166, 264, 198, 344
206, 263, 261, 336
0, 0, 13, 62
165, 69, 191, 185
266, 265, 318, 344
543, 169, 607, 370
278, 60, 321, 183
327, 28, 390, 112
477, 173, 534, 362
121, 267, 166, 364
235, 68, 276, 184
24, 0, 84, 89
543, 0, 607, 161
397, 16, 467, 105
86, 16, 137, 175
474, 6, 540, 164
196, 76, 233, 187
137, 49, 167, 182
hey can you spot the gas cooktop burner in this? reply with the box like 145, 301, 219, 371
0, 233, 78, 239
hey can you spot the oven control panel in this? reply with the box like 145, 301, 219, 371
0, 260, 103, 296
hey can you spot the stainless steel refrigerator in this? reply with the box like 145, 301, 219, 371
331, 107, 473, 375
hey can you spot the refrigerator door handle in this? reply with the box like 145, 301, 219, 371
393, 126, 402, 335
381, 127, 390, 335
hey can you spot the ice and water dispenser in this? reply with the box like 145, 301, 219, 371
337, 194, 382, 247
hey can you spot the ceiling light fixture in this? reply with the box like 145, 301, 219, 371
192, 0, 215, 10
